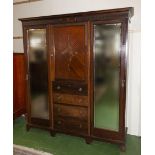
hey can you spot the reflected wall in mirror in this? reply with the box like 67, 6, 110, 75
27, 29, 49, 119
94, 23, 121, 131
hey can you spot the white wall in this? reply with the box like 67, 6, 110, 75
13, 0, 141, 136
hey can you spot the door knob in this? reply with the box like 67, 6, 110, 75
57, 86, 61, 90
78, 88, 83, 92
57, 120, 61, 125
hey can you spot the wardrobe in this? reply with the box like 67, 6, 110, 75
20, 7, 134, 150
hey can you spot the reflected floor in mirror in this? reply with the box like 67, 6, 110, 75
31, 94, 49, 119
94, 84, 119, 131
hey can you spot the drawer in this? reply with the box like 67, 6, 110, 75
54, 104, 88, 121
52, 80, 88, 95
53, 93, 88, 106
54, 117, 88, 135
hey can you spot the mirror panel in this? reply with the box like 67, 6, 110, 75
94, 23, 121, 131
27, 29, 49, 119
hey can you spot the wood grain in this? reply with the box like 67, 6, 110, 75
13, 53, 26, 119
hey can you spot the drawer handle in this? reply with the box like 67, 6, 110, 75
57, 86, 61, 90
57, 120, 61, 125
79, 110, 83, 115
78, 88, 83, 92
79, 124, 82, 128
57, 96, 62, 101
57, 107, 61, 112
79, 99, 82, 103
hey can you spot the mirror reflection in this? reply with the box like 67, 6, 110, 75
94, 23, 121, 131
28, 29, 49, 119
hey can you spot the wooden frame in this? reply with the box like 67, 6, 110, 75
23, 24, 52, 131
20, 7, 134, 150
90, 19, 129, 149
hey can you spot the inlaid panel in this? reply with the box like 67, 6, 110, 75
53, 24, 88, 81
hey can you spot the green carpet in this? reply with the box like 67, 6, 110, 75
13, 117, 141, 155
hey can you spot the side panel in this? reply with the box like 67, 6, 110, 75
13, 53, 26, 119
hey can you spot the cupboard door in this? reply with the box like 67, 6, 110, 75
52, 24, 88, 81
94, 23, 121, 132
27, 28, 49, 120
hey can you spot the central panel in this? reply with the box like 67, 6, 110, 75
52, 23, 89, 137
53, 24, 88, 81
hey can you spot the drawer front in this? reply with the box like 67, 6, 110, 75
54, 104, 88, 121
52, 81, 88, 95
54, 117, 88, 135
53, 93, 88, 106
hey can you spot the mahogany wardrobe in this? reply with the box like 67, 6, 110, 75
20, 7, 134, 150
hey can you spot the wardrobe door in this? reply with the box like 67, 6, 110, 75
92, 21, 127, 143
52, 24, 88, 81
26, 27, 50, 126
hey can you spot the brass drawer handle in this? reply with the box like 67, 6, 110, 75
78, 99, 82, 103
78, 88, 83, 92
57, 96, 62, 101
57, 120, 61, 125
57, 86, 61, 90
79, 110, 83, 115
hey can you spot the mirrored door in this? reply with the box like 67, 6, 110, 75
27, 29, 49, 119
94, 23, 121, 131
